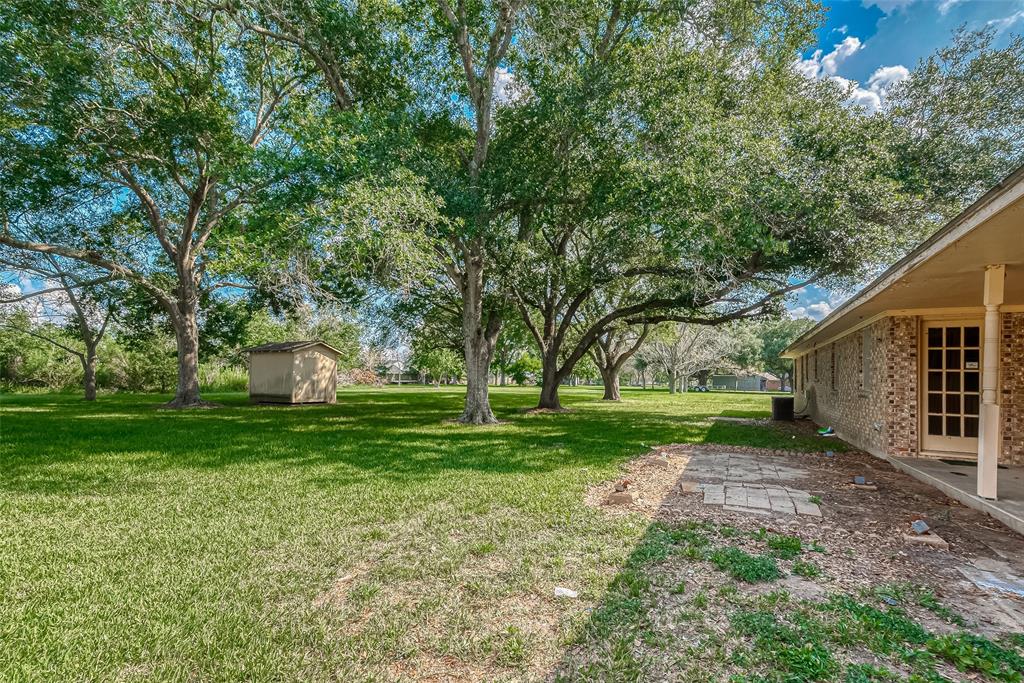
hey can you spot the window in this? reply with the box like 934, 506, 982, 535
861, 328, 873, 392
813, 350, 818, 381
830, 344, 836, 392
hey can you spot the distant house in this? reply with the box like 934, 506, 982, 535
385, 361, 419, 384
710, 372, 781, 392
782, 166, 1024, 505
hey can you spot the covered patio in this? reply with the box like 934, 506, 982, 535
784, 166, 1024, 530
889, 456, 1024, 535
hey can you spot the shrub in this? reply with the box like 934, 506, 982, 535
199, 363, 248, 392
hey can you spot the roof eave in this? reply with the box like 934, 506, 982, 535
782, 164, 1024, 358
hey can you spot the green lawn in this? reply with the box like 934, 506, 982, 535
0, 386, 810, 681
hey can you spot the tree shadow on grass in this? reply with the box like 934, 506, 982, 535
0, 389, 780, 496
546, 462, 739, 681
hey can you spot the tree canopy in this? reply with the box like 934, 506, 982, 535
2, 1, 1023, 413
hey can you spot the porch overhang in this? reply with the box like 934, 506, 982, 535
783, 166, 1024, 358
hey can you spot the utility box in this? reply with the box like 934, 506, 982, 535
244, 341, 340, 405
771, 396, 794, 421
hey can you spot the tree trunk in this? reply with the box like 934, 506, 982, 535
600, 366, 621, 401
500, 370, 506, 386
82, 348, 97, 401
537, 352, 564, 410
538, 375, 562, 409
458, 249, 500, 424
165, 299, 205, 408
668, 370, 676, 394
462, 344, 496, 422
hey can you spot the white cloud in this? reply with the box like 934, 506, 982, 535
938, 0, 964, 14
788, 302, 832, 321
832, 25, 849, 35
796, 40, 909, 115
867, 65, 910, 94
807, 302, 833, 319
493, 67, 530, 106
821, 36, 863, 75
988, 10, 1024, 32
795, 37, 864, 80
862, 0, 915, 13
794, 53, 823, 79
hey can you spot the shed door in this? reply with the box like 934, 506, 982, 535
920, 321, 982, 456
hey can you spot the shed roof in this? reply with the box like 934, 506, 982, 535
244, 340, 342, 355
782, 164, 1024, 358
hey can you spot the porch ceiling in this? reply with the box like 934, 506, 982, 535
785, 169, 1024, 356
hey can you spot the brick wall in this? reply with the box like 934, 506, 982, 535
795, 317, 917, 457
885, 317, 919, 457
1001, 312, 1024, 465
794, 313, 1024, 464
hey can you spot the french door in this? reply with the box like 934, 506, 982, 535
920, 320, 982, 455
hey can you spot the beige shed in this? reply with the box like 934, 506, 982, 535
244, 341, 340, 405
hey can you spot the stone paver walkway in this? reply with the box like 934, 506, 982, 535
681, 452, 807, 484
681, 452, 822, 517
697, 482, 822, 516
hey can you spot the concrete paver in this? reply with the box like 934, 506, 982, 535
687, 453, 821, 517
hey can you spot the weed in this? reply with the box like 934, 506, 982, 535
926, 633, 1024, 682
825, 596, 929, 654
469, 540, 497, 556
496, 626, 529, 666
792, 561, 821, 578
710, 547, 781, 583
766, 534, 803, 559
730, 609, 838, 681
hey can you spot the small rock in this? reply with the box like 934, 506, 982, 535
649, 456, 671, 469
614, 479, 631, 492
608, 491, 634, 505
554, 586, 579, 599
903, 532, 949, 551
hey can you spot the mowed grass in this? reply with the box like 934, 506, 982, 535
1, 386, 812, 681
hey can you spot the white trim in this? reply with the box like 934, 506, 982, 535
785, 304, 1024, 359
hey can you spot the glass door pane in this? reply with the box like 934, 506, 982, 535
922, 322, 981, 454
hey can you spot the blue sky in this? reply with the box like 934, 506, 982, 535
788, 0, 1024, 320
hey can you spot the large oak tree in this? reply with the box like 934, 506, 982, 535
0, 0, 414, 406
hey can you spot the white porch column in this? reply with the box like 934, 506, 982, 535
978, 264, 1004, 500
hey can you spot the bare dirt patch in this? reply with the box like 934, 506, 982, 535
585, 443, 1024, 635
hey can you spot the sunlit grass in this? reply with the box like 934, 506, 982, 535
1, 386, 807, 680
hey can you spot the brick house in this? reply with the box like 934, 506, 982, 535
782, 166, 1024, 503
